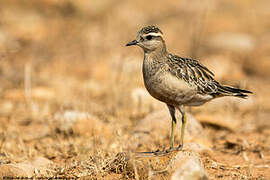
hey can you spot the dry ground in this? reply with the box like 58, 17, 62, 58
0, 0, 270, 179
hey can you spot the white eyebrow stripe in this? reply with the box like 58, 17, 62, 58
146, 32, 163, 37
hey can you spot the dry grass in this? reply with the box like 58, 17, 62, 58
0, 0, 270, 179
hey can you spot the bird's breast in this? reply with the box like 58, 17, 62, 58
143, 65, 196, 105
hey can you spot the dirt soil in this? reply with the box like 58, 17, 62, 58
0, 0, 270, 179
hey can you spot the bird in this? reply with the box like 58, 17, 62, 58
126, 25, 252, 151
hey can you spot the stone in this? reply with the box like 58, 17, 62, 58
54, 110, 113, 140
0, 163, 33, 177
54, 110, 90, 133
0, 157, 55, 177
171, 151, 208, 180
30, 157, 54, 168
109, 150, 208, 179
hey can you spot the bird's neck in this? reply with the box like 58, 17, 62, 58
144, 44, 168, 63
143, 44, 168, 79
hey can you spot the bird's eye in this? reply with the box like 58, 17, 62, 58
146, 35, 153, 40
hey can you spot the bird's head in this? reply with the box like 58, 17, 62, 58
126, 26, 166, 53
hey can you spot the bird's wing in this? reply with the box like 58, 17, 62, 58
167, 54, 252, 98
167, 54, 220, 95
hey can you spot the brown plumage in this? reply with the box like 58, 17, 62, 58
126, 25, 252, 151
166, 54, 252, 98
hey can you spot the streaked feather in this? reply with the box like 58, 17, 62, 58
166, 54, 252, 98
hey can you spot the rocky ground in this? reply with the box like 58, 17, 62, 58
0, 0, 270, 179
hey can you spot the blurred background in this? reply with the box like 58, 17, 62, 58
0, 0, 269, 178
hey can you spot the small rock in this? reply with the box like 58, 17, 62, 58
29, 157, 53, 168
171, 151, 208, 180
111, 150, 208, 179
0, 157, 55, 177
54, 110, 113, 139
0, 163, 33, 177
25, 157, 55, 176
54, 110, 90, 132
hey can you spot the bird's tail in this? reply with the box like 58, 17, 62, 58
217, 85, 252, 98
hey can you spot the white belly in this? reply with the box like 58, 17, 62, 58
144, 72, 199, 105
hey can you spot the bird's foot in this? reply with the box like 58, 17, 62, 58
153, 149, 160, 154
151, 145, 184, 155
176, 144, 183, 150
165, 145, 182, 153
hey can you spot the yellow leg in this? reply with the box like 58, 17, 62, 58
170, 117, 176, 148
167, 105, 176, 149
179, 113, 186, 148
178, 106, 186, 150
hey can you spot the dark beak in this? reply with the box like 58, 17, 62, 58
126, 40, 138, 46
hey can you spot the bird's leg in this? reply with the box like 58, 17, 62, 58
167, 104, 176, 150
177, 106, 186, 150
